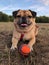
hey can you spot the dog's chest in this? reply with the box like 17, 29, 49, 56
23, 33, 31, 40
21, 31, 34, 40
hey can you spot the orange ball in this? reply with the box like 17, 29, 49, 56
20, 44, 30, 55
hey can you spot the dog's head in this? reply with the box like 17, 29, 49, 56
13, 10, 38, 34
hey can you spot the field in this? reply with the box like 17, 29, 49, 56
0, 22, 49, 34
0, 22, 49, 65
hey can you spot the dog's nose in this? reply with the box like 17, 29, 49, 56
22, 17, 27, 23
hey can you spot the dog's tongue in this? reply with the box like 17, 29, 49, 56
21, 24, 27, 26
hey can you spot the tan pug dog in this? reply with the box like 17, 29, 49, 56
11, 10, 38, 51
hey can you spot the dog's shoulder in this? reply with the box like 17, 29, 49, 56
13, 29, 21, 39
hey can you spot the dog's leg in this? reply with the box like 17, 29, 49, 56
11, 37, 18, 50
27, 37, 35, 51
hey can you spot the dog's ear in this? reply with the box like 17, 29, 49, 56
29, 10, 37, 18
12, 10, 20, 18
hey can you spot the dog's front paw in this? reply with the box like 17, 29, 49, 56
30, 47, 33, 51
10, 46, 17, 50
28, 45, 33, 51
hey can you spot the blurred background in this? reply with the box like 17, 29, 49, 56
0, 0, 49, 23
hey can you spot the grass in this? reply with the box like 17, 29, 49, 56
0, 22, 14, 31
0, 22, 49, 30
0, 22, 49, 35
0, 22, 49, 65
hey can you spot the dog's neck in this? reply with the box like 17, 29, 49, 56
15, 26, 33, 34
20, 33, 24, 40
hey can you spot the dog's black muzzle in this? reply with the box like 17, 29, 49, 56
17, 17, 32, 28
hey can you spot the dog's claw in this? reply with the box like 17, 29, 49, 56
31, 47, 33, 51
28, 45, 33, 51
10, 46, 16, 50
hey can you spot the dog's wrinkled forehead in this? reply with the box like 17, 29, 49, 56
13, 10, 37, 18
17, 10, 32, 16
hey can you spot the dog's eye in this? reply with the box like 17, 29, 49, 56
28, 16, 33, 18
16, 15, 21, 18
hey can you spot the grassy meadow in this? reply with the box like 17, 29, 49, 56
0, 22, 49, 35
0, 22, 49, 65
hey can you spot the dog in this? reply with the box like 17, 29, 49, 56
11, 10, 38, 51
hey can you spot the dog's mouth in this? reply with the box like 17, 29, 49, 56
20, 23, 28, 27
17, 22, 32, 28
